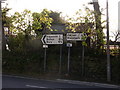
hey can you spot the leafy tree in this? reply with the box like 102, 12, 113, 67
49, 11, 66, 24
10, 9, 33, 50
2, 6, 13, 50
112, 31, 120, 55
89, 0, 104, 49
2, 7, 13, 30
32, 9, 53, 36
66, 6, 105, 49
12, 9, 32, 36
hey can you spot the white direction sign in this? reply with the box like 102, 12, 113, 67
66, 33, 84, 41
41, 34, 63, 44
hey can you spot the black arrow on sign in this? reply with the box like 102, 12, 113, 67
41, 35, 46, 44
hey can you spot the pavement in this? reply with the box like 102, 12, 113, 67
2, 75, 120, 90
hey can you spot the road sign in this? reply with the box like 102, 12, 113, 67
66, 33, 84, 41
41, 34, 63, 44
67, 43, 72, 47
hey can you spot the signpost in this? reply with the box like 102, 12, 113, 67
59, 45, 62, 74
41, 34, 63, 73
66, 33, 84, 41
66, 33, 86, 75
66, 43, 72, 74
43, 45, 48, 72
41, 34, 63, 44
41, 33, 85, 74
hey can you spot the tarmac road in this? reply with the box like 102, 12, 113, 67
2, 75, 119, 90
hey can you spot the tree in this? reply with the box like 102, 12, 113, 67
49, 11, 66, 24
12, 9, 32, 36
112, 31, 120, 50
32, 9, 53, 36
89, 0, 104, 49
66, 5, 105, 49
112, 31, 120, 43
2, 6, 13, 50
66, 7, 95, 45
11, 9, 33, 50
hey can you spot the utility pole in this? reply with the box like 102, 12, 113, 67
106, 0, 111, 82
118, 1, 120, 32
89, 0, 111, 82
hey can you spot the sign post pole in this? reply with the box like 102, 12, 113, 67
67, 46, 70, 74
82, 45, 85, 76
67, 43, 72, 74
59, 45, 62, 74
41, 34, 63, 73
43, 45, 48, 72
44, 48, 47, 72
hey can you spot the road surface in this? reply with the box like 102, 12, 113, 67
2, 75, 119, 90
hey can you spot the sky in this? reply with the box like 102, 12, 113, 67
1, 0, 120, 41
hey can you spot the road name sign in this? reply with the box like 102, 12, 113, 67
43, 45, 48, 48
41, 34, 63, 44
67, 43, 72, 47
66, 33, 84, 41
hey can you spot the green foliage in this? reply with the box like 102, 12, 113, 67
12, 9, 32, 35
32, 9, 53, 35
8, 33, 25, 51
111, 58, 120, 83
66, 5, 105, 49
2, 7, 13, 27
49, 11, 66, 24
3, 50, 44, 73
82, 41, 87, 46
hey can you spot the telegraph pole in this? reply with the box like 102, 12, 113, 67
118, 1, 120, 32
106, 0, 111, 82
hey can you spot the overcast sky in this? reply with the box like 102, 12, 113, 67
2, 0, 120, 40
